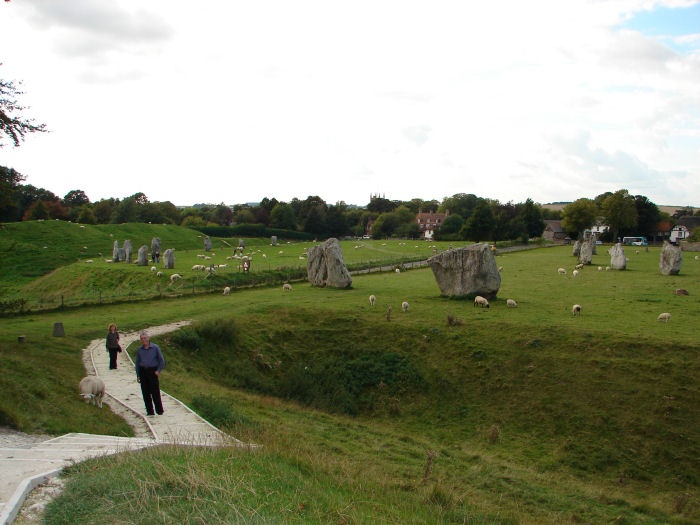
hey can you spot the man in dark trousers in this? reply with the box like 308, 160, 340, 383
135, 330, 166, 416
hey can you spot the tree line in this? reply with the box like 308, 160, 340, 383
1, 166, 697, 242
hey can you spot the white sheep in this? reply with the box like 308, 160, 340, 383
558, 268, 566, 275
572, 269, 579, 278
395, 268, 401, 273
156, 271, 163, 277
282, 283, 292, 291
572, 304, 581, 316
401, 301, 409, 312
506, 298, 518, 308
657, 312, 671, 323
79, 376, 105, 408
223, 286, 231, 295
575, 263, 584, 270
474, 296, 489, 308
369, 294, 376, 306
597, 266, 603, 271
169, 273, 182, 283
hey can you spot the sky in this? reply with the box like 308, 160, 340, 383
1, 1, 699, 209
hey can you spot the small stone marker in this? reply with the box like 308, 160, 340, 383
53, 322, 65, 337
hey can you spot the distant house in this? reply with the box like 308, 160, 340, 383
542, 220, 568, 242
415, 210, 449, 240
672, 216, 700, 243
651, 221, 672, 244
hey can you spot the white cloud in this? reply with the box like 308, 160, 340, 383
0, 0, 698, 207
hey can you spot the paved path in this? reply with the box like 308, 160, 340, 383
0, 322, 246, 525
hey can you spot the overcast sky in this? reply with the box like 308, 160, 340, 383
1, 0, 699, 208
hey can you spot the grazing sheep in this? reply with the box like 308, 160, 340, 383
169, 273, 182, 283
150, 266, 157, 272
498, 266, 504, 272
674, 289, 689, 296
223, 286, 231, 295
369, 294, 376, 306
558, 268, 566, 275
605, 266, 611, 271
575, 263, 584, 270
395, 268, 401, 273
572, 304, 581, 316
474, 296, 489, 308
572, 269, 579, 278
282, 283, 292, 291
79, 376, 105, 408
657, 312, 671, 322
401, 301, 409, 312
156, 271, 163, 277
506, 298, 518, 308
598, 266, 603, 271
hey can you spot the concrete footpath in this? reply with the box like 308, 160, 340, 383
0, 322, 244, 525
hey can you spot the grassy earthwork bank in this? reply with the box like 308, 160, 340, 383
1, 222, 699, 524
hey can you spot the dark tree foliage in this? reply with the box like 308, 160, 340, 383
0, 73, 47, 147
0, 165, 25, 220
521, 198, 546, 239
439, 193, 481, 219
461, 201, 496, 241
367, 195, 397, 214
634, 195, 660, 237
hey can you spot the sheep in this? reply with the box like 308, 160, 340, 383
395, 268, 401, 273
598, 266, 603, 271
150, 266, 157, 272
401, 301, 409, 312
557, 268, 566, 275
572, 269, 579, 278
223, 286, 231, 295
156, 271, 163, 277
657, 312, 671, 322
674, 289, 689, 296
605, 266, 611, 271
572, 304, 581, 316
282, 283, 292, 291
169, 273, 182, 283
79, 376, 105, 408
369, 294, 376, 306
474, 296, 489, 308
575, 263, 584, 270
506, 298, 518, 308
498, 266, 504, 272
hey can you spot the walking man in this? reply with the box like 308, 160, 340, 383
135, 330, 165, 416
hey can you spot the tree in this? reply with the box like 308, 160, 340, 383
0, 73, 48, 147
269, 202, 297, 230
602, 189, 638, 242
62, 189, 90, 208
0, 165, 25, 221
461, 201, 496, 241
633, 195, 660, 238
561, 198, 597, 239
439, 193, 481, 219
325, 204, 349, 238
302, 204, 327, 235
438, 214, 464, 236
520, 198, 546, 239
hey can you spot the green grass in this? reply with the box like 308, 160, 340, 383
1, 222, 698, 523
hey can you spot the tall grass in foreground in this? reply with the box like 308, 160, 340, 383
2, 244, 698, 523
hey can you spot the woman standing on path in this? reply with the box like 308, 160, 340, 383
135, 330, 166, 416
105, 323, 121, 370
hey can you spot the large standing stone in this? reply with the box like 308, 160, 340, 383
162, 248, 175, 269
270, 236, 278, 247
659, 241, 682, 275
608, 243, 626, 270
306, 238, 352, 288
112, 240, 120, 262
572, 240, 581, 257
123, 239, 133, 263
151, 237, 161, 262
579, 240, 594, 265
427, 243, 501, 299
204, 236, 212, 251
137, 245, 149, 266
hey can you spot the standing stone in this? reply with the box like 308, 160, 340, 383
123, 239, 133, 263
579, 240, 594, 265
608, 243, 626, 270
659, 241, 682, 275
112, 240, 120, 262
238, 238, 245, 250
52, 322, 65, 337
204, 236, 212, 251
306, 238, 352, 288
270, 236, 278, 247
427, 243, 501, 299
151, 237, 161, 263
137, 245, 149, 266
162, 248, 175, 269
572, 240, 581, 257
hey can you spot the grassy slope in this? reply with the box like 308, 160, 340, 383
1, 223, 698, 523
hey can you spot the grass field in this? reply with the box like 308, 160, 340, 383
1, 221, 698, 524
